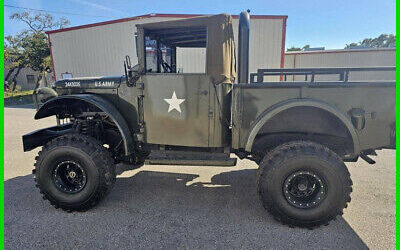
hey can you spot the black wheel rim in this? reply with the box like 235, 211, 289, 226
52, 160, 87, 194
283, 170, 326, 209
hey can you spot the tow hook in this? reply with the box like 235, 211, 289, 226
360, 154, 376, 164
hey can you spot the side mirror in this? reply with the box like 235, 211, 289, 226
124, 55, 141, 86
33, 87, 58, 111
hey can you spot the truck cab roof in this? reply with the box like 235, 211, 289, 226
136, 14, 237, 84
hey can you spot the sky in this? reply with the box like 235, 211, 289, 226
4, 0, 396, 49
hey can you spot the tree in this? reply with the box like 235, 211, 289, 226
4, 12, 69, 90
10, 12, 69, 33
287, 46, 301, 52
4, 33, 30, 90
286, 44, 311, 52
345, 34, 396, 49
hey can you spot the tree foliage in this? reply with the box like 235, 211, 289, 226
5, 34, 26, 69
345, 34, 396, 49
4, 11, 69, 89
10, 12, 69, 33
286, 44, 311, 52
286, 46, 301, 52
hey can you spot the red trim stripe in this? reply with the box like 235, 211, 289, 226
47, 34, 57, 81
285, 48, 396, 56
280, 17, 287, 80
46, 13, 288, 34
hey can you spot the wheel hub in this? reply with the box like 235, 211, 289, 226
68, 171, 76, 178
52, 160, 87, 194
283, 170, 326, 209
298, 182, 307, 191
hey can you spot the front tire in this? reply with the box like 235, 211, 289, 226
33, 134, 116, 211
256, 141, 352, 228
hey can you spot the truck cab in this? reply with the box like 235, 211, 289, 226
126, 14, 236, 149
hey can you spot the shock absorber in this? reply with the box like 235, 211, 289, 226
80, 119, 95, 136
73, 117, 103, 140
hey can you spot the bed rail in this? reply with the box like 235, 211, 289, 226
249, 66, 396, 83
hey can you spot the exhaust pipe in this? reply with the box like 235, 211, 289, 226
238, 10, 250, 83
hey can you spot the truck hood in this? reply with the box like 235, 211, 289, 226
54, 76, 123, 89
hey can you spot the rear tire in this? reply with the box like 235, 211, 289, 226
33, 134, 116, 211
256, 141, 352, 228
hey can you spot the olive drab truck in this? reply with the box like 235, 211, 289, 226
23, 12, 396, 228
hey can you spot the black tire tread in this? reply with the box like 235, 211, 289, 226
256, 141, 352, 228
33, 134, 116, 211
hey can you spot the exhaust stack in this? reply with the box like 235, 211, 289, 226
238, 10, 250, 83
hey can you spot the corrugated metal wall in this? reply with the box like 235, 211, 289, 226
246, 18, 284, 73
175, 18, 286, 74
48, 15, 286, 81
176, 48, 206, 73
284, 49, 395, 81
50, 17, 176, 79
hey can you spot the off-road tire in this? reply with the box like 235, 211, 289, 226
256, 141, 352, 228
33, 134, 116, 211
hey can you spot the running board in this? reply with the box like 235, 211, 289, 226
145, 150, 237, 166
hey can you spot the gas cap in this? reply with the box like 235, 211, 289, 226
349, 108, 365, 130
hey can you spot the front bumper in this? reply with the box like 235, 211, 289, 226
22, 124, 72, 152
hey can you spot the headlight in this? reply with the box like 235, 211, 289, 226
33, 87, 58, 110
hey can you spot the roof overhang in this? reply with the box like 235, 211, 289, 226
45, 13, 288, 35
285, 47, 396, 55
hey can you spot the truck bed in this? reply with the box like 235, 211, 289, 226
231, 67, 396, 156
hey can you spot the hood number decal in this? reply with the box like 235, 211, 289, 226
65, 81, 81, 87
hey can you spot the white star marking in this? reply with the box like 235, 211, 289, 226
164, 91, 185, 113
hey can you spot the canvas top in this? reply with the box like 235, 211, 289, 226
137, 14, 236, 84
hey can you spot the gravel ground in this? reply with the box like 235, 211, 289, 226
4, 107, 396, 249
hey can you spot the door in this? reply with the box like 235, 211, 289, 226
26, 75, 35, 85
141, 73, 211, 147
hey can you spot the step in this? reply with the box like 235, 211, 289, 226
145, 150, 237, 166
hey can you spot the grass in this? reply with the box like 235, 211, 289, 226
4, 90, 33, 99
4, 90, 34, 106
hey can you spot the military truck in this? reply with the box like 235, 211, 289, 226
23, 12, 395, 227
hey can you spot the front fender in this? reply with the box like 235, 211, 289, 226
244, 98, 360, 155
35, 94, 134, 156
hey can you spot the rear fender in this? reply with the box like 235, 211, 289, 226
245, 99, 360, 155
34, 94, 134, 155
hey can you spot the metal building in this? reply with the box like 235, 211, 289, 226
284, 48, 396, 81
46, 13, 287, 81
4, 66, 39, 90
